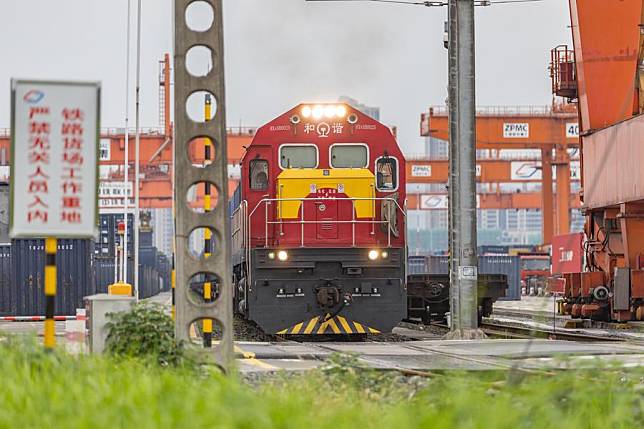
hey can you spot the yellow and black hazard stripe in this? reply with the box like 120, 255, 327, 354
276, 314, 381, 335
171, 253, 176, 321
44, 238, 57, 350
202, 95, 214, 348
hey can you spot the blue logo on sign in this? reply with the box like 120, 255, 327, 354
23, 90, 45, 104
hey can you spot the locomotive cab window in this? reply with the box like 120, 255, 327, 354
249, 159, 269, 191
376, 157, 398, 191
279, 145, 318, 169
330, 144, 368, 168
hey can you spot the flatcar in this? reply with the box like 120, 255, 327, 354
230, 103, 407, 334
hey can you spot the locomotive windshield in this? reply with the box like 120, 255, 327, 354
330, 144, 368, 168
280, 145, 318, 169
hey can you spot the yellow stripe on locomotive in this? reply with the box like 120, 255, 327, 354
276, 314, 381, 335
276, 168, 375, 219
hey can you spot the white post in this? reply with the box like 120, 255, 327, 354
133, 0, 142, 300
122, 0, 132, 283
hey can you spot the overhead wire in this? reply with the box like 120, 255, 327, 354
305, 0, 547, 7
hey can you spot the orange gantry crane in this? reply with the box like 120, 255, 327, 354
552, 0, 644, 321
416, 104, 580, 245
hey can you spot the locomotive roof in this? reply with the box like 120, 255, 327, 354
241, 102, 401, 165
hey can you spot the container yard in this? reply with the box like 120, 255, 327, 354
0, 0, 643, 428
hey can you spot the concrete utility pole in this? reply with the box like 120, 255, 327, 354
446, 0, 484, 338
447, 0, 460, 331
174, 0, 233, 368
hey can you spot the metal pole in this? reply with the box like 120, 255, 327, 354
416, 184, 420, 255
134, 0, 142, 300
122, 0, 131, 284
454, 0, 479, 333
44, 238, 57, 350
447, 0, 462, 331
114, 241, 118, 282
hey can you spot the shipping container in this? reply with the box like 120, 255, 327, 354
425, 255, 521, 301
93, 256, 130, 293
139, 265, 163, 299
11, 239, 95, 316
0, 245, 11, 315
0, 182, 8, 244
95, 213, 134, 257
551, 232, 584, 275
407, 255, 429, 275
157, 253, 171, 291
139, 246, 158, 269
94, 256, 165, 299
478, 245, 509, 255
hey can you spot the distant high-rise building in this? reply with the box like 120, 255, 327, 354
151, 208, 174, 257
338, 96, 380, 121
425, 136, 448, 159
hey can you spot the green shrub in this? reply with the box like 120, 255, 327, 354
105, 303, 183, 366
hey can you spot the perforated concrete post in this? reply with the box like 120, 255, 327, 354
174, 0, 233, 367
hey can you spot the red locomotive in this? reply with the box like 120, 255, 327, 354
230, 103, 407, 334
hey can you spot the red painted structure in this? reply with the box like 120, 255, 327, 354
551, 232, 584, 275
553, 0, 644, 321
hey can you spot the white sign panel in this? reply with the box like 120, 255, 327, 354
10, 80, 99, 238
411, 165, 432, 177
476, 164, 482, 177
420, 195, 448, 210
419, 194, 480, 210
510, 161, 542, 181
566, 123, 579, 138
99, 181, 133, 198
503, 123, 530, 138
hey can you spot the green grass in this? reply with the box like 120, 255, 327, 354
0, 337, 641, 428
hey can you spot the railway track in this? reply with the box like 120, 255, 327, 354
424, 320, 628, 343
229, 315, 634, 344
479, 322, 626, 342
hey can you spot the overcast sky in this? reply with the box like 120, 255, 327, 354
0, 0, 571, 154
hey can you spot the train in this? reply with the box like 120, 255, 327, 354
229, 103, 507, 335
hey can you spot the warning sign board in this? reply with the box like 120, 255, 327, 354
10, 79, 100, 238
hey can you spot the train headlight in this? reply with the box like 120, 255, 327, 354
312, 105, 324, 119
278, 250, 289, 261
324, 105, 336, 118
268, 251, 275, 260
381, 251, 389, 259
368, 250, 379, 261
301, 106, 312, 118
336, 105, 347, 118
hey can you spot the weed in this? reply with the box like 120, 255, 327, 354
105, 302, 184, 366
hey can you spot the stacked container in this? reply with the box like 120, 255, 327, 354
421, 255, 522, 301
